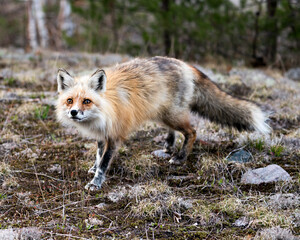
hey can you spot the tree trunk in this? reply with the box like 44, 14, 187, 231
27, 0, 49, 50
109, 0, 119, 52
266, 0, 278, 63
58, 0, 74, 37
161, 0, 171, 56
27, 0, 38, 50
252, 6, 261, 58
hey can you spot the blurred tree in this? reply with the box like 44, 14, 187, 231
59, 0, 75, 37
266, 0, 278, 63
27, 0, 49, 50
0, 0, 299, 66
58, 0, 75, 48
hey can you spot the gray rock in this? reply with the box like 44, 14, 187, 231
107, 186, 127, 202
241, 164, 292, 184
233, 216, 250, 227
268, 193, 300, 210
178, 198, 193, 209
254, 226, 298, 240
0, 229, 15, 240
228, 149, 252, 163
151, 150, 171, 159
0, 227, 42, 240
285, 67, 300, 81
47, 164, 62, 174
229, 68, 276, 87
293, 210, 300, 228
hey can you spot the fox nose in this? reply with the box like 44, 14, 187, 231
71, 110, 78, 117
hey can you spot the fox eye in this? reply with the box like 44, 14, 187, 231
83, 99, 91, 104
67, 98, 73, 104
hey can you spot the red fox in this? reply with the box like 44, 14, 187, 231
56, 56, 270, 191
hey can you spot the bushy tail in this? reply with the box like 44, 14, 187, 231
191, 68, 271, 134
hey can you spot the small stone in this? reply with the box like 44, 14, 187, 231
233, 216, 250, 227
47, 164, 62, 174
268, 193, 300, 210
254, 226, 298, 240
107, 186, 127, 202
228, 149, 252, 163
84, 143, 95, 149
84, 217, 103, 228
0, 227, 42, 240
151, 150, 170, 159
0, 229, 15, 240
1, 143, 18, 151
94, 203, 107, 209
153, 134, 167, 143
178, 198, 193, 209
241, 164, 292, 184
285, 67, 300, 81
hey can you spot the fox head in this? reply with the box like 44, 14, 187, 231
56, 68, 110, 136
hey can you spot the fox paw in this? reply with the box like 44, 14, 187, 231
169, 156, 185, 165
85, 182, 102, 191
85, 173, 105, 191
163, 144, 174, 154
88, 166, 96, 174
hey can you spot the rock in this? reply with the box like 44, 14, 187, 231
151, 150, 170, 159
241, 164, 292, 184
84, 217, 103, 228
107, 186, 127, 202
94, 202, 107, 209
293, 210, 300, 228
17, 148, 38, 159
0, 229, 15, 240
268, 193, 300, 210
153, 134, 167, 143
178, 198, 193, 209
285, 68, 300, 81
0, 227, 42, 240
229, 68, 276, 87
47, 164, 62, 174
1, 142, 18, 151
227, 149, 252, 163
233, 216, 250, 227
254, 226, 298, 240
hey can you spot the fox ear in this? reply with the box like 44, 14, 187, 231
89, 69, 107, 92
57, 69, 74, 92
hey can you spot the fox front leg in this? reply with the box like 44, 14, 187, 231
85, 139, 116, 191
88, 141, 105, 174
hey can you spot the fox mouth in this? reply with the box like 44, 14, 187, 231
70, 116, 87, 122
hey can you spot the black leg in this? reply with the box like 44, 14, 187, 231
169, 127, 196, 165
164, 129, 175, 153
88, 141, 105, 174
85, 139, 116, 191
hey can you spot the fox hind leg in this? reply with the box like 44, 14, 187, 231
163, 115, 196, 165
163, 129, 176, 153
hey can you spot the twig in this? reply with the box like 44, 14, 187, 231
100, 221, 116, 235
12, 170, 65, 182
44, 231, 90, 240
36, 196, 101, 214
224, 145, 248, 160
32, 162, 54, 222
